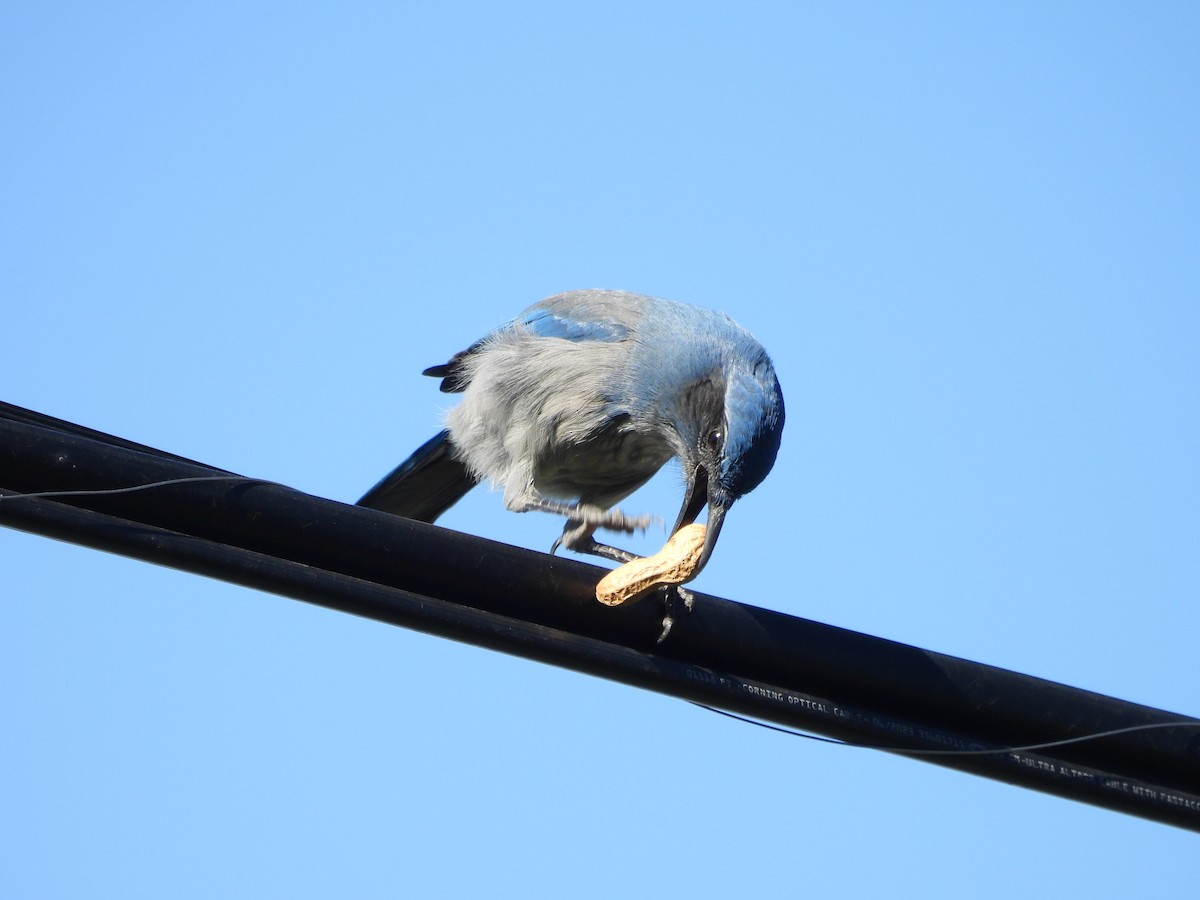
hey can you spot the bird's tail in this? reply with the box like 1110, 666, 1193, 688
356, 429, 477, 523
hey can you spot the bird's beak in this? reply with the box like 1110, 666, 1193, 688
673, 464, 729, 580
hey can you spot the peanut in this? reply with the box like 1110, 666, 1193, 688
594, 523, 708, 607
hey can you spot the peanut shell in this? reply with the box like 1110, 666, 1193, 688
594, 523, 708, 607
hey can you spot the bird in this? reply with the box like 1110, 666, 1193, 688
357, 289, 785, 582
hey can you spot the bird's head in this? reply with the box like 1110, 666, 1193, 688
670, 349, 785, 578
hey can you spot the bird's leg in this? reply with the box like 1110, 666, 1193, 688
519, 497, 658, 561
551, 518, 642, 563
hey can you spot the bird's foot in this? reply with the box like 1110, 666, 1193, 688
656, 584, 696, 644
539, 500, 658, 563
552, 530, 643, 564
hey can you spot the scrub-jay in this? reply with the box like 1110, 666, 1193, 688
358, 289, 785, 580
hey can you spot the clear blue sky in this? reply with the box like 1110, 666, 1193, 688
3, 3, 1198, 896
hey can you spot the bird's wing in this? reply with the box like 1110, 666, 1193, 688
517, 307, 629, 343
422, 291, 641, 393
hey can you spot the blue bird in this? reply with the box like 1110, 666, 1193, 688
358, 289, 785, 581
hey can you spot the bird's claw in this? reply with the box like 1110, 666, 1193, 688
655, 584, 695, 644
581, 506, 658, 536
604, 508, 662, 535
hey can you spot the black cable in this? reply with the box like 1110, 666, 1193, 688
2, 402, 1198, 832
10, 476, 1199, 765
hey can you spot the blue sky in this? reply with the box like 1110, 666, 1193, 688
3, 3, 1198, 897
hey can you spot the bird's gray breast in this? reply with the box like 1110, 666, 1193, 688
534, 415, 675, 507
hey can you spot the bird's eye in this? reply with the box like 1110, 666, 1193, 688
707, 428, 724, 452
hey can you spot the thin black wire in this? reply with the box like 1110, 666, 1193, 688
695, 702, 1200, 757
0, 475, 266, 501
